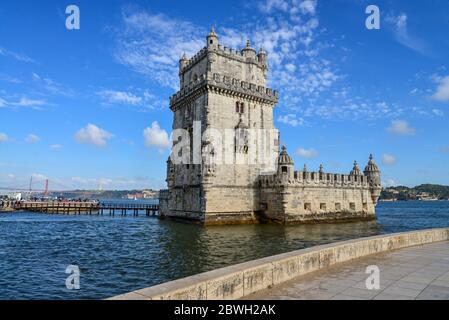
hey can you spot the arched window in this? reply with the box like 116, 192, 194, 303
235, 102, 240, 113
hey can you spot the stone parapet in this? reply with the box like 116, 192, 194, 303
259, 171, 372, 188
170, 72, 278, 110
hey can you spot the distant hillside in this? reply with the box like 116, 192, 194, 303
47, 189, 159, 200
380, 184, 449, 201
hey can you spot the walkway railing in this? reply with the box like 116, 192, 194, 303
1, 201, 159, 216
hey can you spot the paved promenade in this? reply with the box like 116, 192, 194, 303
245, 241, 449, 300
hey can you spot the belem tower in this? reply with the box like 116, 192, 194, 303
159, 29, 382, 225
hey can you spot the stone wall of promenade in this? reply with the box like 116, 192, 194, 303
110, 228, 449, 300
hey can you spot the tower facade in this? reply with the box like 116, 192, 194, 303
162, 29, 279, 224
159, 30, 381, 225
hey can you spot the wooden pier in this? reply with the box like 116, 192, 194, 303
2, 201, 159, 217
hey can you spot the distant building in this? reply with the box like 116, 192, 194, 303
159, 29, 382, 225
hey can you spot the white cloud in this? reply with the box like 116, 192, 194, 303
25, 134, 40, 144
298, 0, 317, 15
11, 97, 46, 108
432, 109, 444, 117
296, 147, 318, 158
431, 76, 449, 102
75, 124, 113, 147
285, 63, 296, 73
0, 133, 8, 142
259, 0, 289, 13
387, 120, 416, 136
385, 13, 429, 55
115, 10, 204, 89
382, 154, 396, 166
383, 178, 397, 187
143, 121, 170, 150
114, 2, 340, 108
0, 97, 7, 107
31, 72, 74, 97
0, 46, 35, 63
99, 90, 142, 105
277, 114, 304, 127
50, 144, 63, 150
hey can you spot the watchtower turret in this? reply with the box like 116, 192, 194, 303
364, 154, 381, 204
350, 161, 362, 175
179, 53, 189, 87
206, 27, 218, 49
258, 47, 268, 77
242, 39, 257, 60
277, 145, 294, 179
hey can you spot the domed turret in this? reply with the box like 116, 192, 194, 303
207, 27, 218, 48
364, 154, 380, 174
364, 154, 382, 204
258, 47, 266, 61
179, 53, 188, 70
277, 145, 294, 178
350, 161, 362, 175
278, 145, 294, 165
258, 47, 268, 76
242, 38, 257, 59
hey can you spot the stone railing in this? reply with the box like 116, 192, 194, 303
259, 171, 371, 188
109, 228, 449, 300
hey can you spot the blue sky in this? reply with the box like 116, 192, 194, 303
0, 0, 448, 190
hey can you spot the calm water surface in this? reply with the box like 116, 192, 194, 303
1, 200, 449, 299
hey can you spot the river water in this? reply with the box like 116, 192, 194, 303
1, 200, 449, 299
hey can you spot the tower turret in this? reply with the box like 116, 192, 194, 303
179, 53, 188, 70
179, 53, 189, 87
258, 47, 268, 75
258, 47, 267, 63
364, 154, 381, 204
277, 145, 294, 179
350, 161, 362, 175
206, 27, 218, 49
242, 39, 257, 59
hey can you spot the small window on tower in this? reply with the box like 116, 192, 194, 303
282, 166, 288, 173
210, 40, 213, 44
240, 103, 244, 114
236, 102, 240, 113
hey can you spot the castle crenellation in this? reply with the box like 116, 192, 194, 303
170, 73, 278, 108
159, 29, 381, 225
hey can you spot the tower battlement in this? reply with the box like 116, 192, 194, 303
170, 72, 278, 109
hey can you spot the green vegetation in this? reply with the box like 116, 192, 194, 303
380, 184, 449, 201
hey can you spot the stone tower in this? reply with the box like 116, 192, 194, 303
162, 29, 279, 224
159, 29, 382, 225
